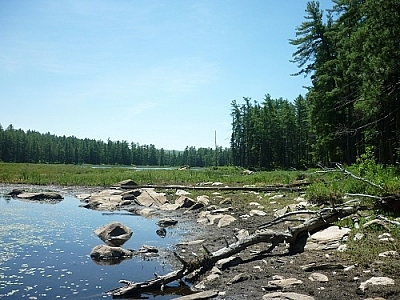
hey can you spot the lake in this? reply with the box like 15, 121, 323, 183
0, 191, 190, 299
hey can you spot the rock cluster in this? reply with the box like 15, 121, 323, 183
90, 222, 134, 265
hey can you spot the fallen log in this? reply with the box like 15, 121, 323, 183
107, 206, 358, 297
118, 182, 309, 192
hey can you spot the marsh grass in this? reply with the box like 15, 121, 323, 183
0, 163, 304, 187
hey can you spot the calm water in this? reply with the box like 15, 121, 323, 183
0, 193, 188, 299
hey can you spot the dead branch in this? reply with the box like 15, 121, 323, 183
345, 193, 382, 200
335, 163, 384, 190
107, 206, 358, 297
257, 210, 318, 230
377, 215, 400, 226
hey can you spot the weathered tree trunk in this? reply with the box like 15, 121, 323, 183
108, 206, 358, 297
118, 182, 309, 192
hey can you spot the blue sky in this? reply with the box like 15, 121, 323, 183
0, 0, 332, 150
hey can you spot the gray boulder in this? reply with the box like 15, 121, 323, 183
94, 222, 132, 247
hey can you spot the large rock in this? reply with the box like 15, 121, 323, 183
217, 215, 236, 228
85, 189, 123, 210
94, 222, 132, 247
15, 191, 63, 203
359, 276, 395, 292
90, 244, 133, 261
305, 225, 351, 251
135, 188, 168, 207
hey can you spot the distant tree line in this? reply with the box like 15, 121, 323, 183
231, 0, 400, 169
0, 124, 231, 167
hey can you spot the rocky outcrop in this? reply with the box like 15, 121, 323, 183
78, 188, 167, 211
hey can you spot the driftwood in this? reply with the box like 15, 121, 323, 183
107, 206, 358, 297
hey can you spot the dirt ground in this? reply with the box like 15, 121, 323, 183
2, 184, 399, 300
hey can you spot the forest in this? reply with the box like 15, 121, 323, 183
1, 0, 399, 169
231, 0, 400, 168
0, 124, 231, 167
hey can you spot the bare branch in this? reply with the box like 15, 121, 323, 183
336, 163, 384, 190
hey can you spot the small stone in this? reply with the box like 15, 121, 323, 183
250, 209, 267, 216
344, 265, 356, 272
308, 272, 329, 282
175, 189, 191, 196
264, 278, 303, 290
156, 218, 178, 227
227, 273, 249, 285
378, 250, 398, 258
353, 233, 364, 241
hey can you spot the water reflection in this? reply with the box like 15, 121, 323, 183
0, 193, 186, 299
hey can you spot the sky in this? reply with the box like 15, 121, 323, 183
0, 0, 333, 150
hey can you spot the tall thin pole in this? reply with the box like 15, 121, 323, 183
215, 130, 218, 167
